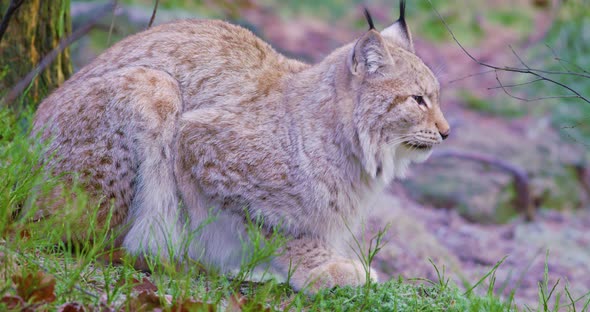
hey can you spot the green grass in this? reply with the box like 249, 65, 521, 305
2, 106, 589, 311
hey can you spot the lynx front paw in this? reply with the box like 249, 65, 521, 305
303, 260, 378, 293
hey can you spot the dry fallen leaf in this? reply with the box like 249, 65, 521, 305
170, 298, 217, 312
227, 294, 270, 312
126, 290, 165, 311
58, 302, 86, 312
132, 277, 158, 293
1, 294, 25, 309
227, 294, 246, 312
12, 271, 57, 304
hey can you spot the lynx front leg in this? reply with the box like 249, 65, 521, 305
274, 238, 378, 293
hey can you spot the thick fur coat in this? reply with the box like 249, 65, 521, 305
33, 2, 450, 291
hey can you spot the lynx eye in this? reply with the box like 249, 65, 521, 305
412, 95, 426, 106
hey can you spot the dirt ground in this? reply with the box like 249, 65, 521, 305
368, 191, 590, 309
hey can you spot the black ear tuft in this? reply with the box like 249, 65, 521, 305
398, 0, 407, 30
363, 7, 375, 30
380, 0, 414, 52
399, 0, 406, 22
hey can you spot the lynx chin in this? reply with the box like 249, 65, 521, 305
33, 0, 450, 292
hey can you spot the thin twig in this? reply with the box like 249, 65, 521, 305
0, 0, 25, 43
554, 57, 590, 74
448, 69, 496, 84
545, 43, 572, 73
147, 0, 159, 29
558, 125, 590, 148
431, 149, 535, 221
1, 0, 117, 107
494, 70, 578, 102
513, 68, 590, 79
545, 43, 590, 74
426, 0, 590, 104
560, 122, 584, 130
509, 45, 530, 70
487, 78, 544, 90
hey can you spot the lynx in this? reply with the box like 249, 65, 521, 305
33, 1, 449, 292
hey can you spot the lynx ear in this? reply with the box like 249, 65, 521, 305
381, 0, 414, 53
348, 30, 389, 76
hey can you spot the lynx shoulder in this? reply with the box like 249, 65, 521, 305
33, 1, 449, 292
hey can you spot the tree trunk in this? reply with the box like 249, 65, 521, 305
0, 0, 72, 108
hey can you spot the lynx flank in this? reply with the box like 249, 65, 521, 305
33, 1, 450, 292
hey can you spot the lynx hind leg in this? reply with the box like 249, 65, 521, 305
274, 239, 378, 293
106, 67, 185, 262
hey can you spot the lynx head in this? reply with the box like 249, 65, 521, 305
346, 1, 450, 181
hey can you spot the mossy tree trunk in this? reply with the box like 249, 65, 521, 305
0, 0, 72, 108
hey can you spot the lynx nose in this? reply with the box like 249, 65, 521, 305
439, 128, 450, 140
434, 113, 450, 141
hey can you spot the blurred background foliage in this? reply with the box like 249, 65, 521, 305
529, 0, 590, 148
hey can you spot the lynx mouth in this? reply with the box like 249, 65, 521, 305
403, 142, 433, 150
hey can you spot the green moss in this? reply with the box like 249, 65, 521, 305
312, 279, 512, 312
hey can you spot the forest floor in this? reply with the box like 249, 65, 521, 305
369, 192, 590, 309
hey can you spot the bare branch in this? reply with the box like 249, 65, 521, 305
560, 122, 585, 130
0, 0, 25, 43
1, 0, 117, 107
427, 0, 590, 104
545, 43, 572, 73
558, 124, 590, 148
545, 43, 590, 74
147, 0, 159, 29
509, 45, 530, 70
494, 71, 578, 102
431, 149, 535, 221
448, 69, 496, 84
517, 69, 590, 79
554, 58, 590, 74
487, 78, 544, 90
